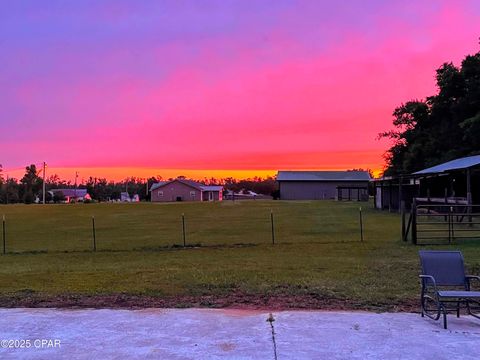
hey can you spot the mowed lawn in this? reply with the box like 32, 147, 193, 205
0, 200, 479, 309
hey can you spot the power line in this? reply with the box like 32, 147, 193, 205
1, 162, 46, 175
1, 166, 29, 173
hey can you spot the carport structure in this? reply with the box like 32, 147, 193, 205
412, 154, 480, 207
373, 155, 480, 212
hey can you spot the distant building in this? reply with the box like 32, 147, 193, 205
277, 171, 371, 200
120, 193, 140, 202
150, 179, 223, 202
120, 192, 131, 202
224, 190, 272, 200
49, 189, 92, 203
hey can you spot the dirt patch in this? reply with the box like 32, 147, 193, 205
218, 342, 236, 352
0, 291, 419, 312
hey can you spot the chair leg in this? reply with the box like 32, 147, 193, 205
457, 302, 460, 318
467, 300, 480, 319
442, 306, 448, 329
466, 300, 471, 315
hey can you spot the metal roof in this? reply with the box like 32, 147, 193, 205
200, 186, 223, 191
413, 155, 480, 175
50, 189, 88, 197
150, 179, 223, 192
150, 179, 199, 191
150, 181, 168, 191
277, 171, 371, 182
180, 179, 205, 189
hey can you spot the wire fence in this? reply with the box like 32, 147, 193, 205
0, 203, 368, 255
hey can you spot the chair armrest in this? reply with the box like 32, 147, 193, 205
466, 275, 480, 281
419, 275, 439, 292
466, 275, 480, 290
420, 274, 437, 283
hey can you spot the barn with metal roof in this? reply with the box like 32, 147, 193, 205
276, 171, 371, 200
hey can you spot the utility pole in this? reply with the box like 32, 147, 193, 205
145, 179, 149, 201
74, 171, 79, 201
5, 175, 8, 205
42, 162, 46, 204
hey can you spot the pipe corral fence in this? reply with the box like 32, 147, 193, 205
402, 199, 480, 245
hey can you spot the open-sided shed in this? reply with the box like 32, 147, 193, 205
374, 155, 480, 211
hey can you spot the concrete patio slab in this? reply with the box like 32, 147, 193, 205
0, 308, 478, 359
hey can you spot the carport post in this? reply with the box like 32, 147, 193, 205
92, 216, 96, 252
398, 177, 403, 214
388, 181, 392, 212
2, 215, 5, 255
467, 168, 472, 226
182, 213, 186, 247
412, 199, 417, 245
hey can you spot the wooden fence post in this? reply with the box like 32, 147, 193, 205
412, 199, 417, 245
447, 207, 451, 244
449, 206, 454, 243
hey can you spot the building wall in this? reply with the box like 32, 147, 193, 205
374, 183, 418, 211
337, 187, 369, 201
279, 181, 369, 200
151, 181, 202, 202
202, 191, 222, 201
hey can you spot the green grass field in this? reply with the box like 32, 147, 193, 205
0, 200, 479, 309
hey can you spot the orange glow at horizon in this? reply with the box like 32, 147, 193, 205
6, 165, 383, 183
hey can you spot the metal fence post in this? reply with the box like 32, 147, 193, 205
401, 201, 406, 241
270, 210, 275, 245
182, 213, 186, 247
359, 207, 364, 242
92, 216, 97, 252
2, 215, 5, 255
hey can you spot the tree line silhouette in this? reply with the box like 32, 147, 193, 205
0, 165, 278, 203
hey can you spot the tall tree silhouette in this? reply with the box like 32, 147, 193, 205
380, 50, 480, 175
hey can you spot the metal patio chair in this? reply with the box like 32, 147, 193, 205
419, 250, 480, 329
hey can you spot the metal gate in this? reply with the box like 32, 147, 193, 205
405, 203, 480, 245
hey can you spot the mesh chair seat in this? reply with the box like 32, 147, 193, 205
438, 291, 480, 298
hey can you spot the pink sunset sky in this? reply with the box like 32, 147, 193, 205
1, 0, 480, 181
